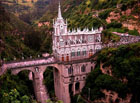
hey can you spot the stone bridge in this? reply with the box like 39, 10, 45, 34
0, 35, 140, 103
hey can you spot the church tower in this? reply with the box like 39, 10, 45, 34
53, 3, 67, 36
53, 3, 68, 61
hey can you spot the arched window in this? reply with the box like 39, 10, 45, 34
77, 49, 81, 56
75, 82, 80, 91
69, 84, 73, 94
68, 66, 73, 74
35, 67, 39, 72
96, 35, 101, 42
81, 65, 86, 72
71, 49, 75, 57
82, 48, 87, 56
95, 45, 101, 52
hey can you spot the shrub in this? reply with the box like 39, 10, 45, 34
128, 29, 139, 36
107, 21, 122, 29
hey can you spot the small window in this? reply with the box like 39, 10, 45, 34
83, 77, 86, 79
82, 50, 86, 56
71, 49, 75, 57
75, 82, 80, 91
77, 49, 81, 56
81, 65, 86, 72
71, 52, 75, 57
35, 67, 39, 72
68, 66, 73, 74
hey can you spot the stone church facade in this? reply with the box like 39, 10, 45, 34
53, 3, 103, 62
51, 3, 103, 103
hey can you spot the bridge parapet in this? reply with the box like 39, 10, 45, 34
0, 55, 56, 75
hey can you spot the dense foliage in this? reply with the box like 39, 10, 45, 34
0, 71, 35, 103
81, 43, 140, 102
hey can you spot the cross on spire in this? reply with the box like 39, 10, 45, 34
58, 2, 63, 19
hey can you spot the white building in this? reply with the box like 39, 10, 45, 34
53, 3, 103, 62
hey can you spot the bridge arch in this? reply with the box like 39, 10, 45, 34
43, 66, 61, 99
11, 67, 36, 75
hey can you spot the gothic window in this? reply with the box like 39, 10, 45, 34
68, 66, 73, 74
75, 82, 80, 91
95, 45, 101, 52
88, 35, 93, 42
35, 67, 39, 72
77, 49, 81, 56
62, 54, 64, 61
82, 48, 87, 56
67, 40, 70, 45
69, 84, 73, 94
76, 40, 79, 44
71, 49, 75, 57
60, 41, 64, 46
55, 50, 57, 53
83, 76, 86, 80
96, 35, 101, 42
81, 65, 86, 72
65, 41, 68, 45
82, 51, 87, 56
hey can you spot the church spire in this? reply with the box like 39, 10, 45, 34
58, 2, 63, 19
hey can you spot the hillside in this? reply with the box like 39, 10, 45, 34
2, 0, 51, 24
0, 3, 36, 62
63, 0, 140, 33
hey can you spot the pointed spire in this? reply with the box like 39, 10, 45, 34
58, 2, 63, 19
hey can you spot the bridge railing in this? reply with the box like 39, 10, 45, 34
0, 56, 56, 75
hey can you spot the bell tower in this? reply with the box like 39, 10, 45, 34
53, 2, 68, 61
53, 2, 67, 36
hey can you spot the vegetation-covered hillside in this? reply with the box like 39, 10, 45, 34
0, 2, 35, 62
2, 0, 52, 24
0, 2, 52, 102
